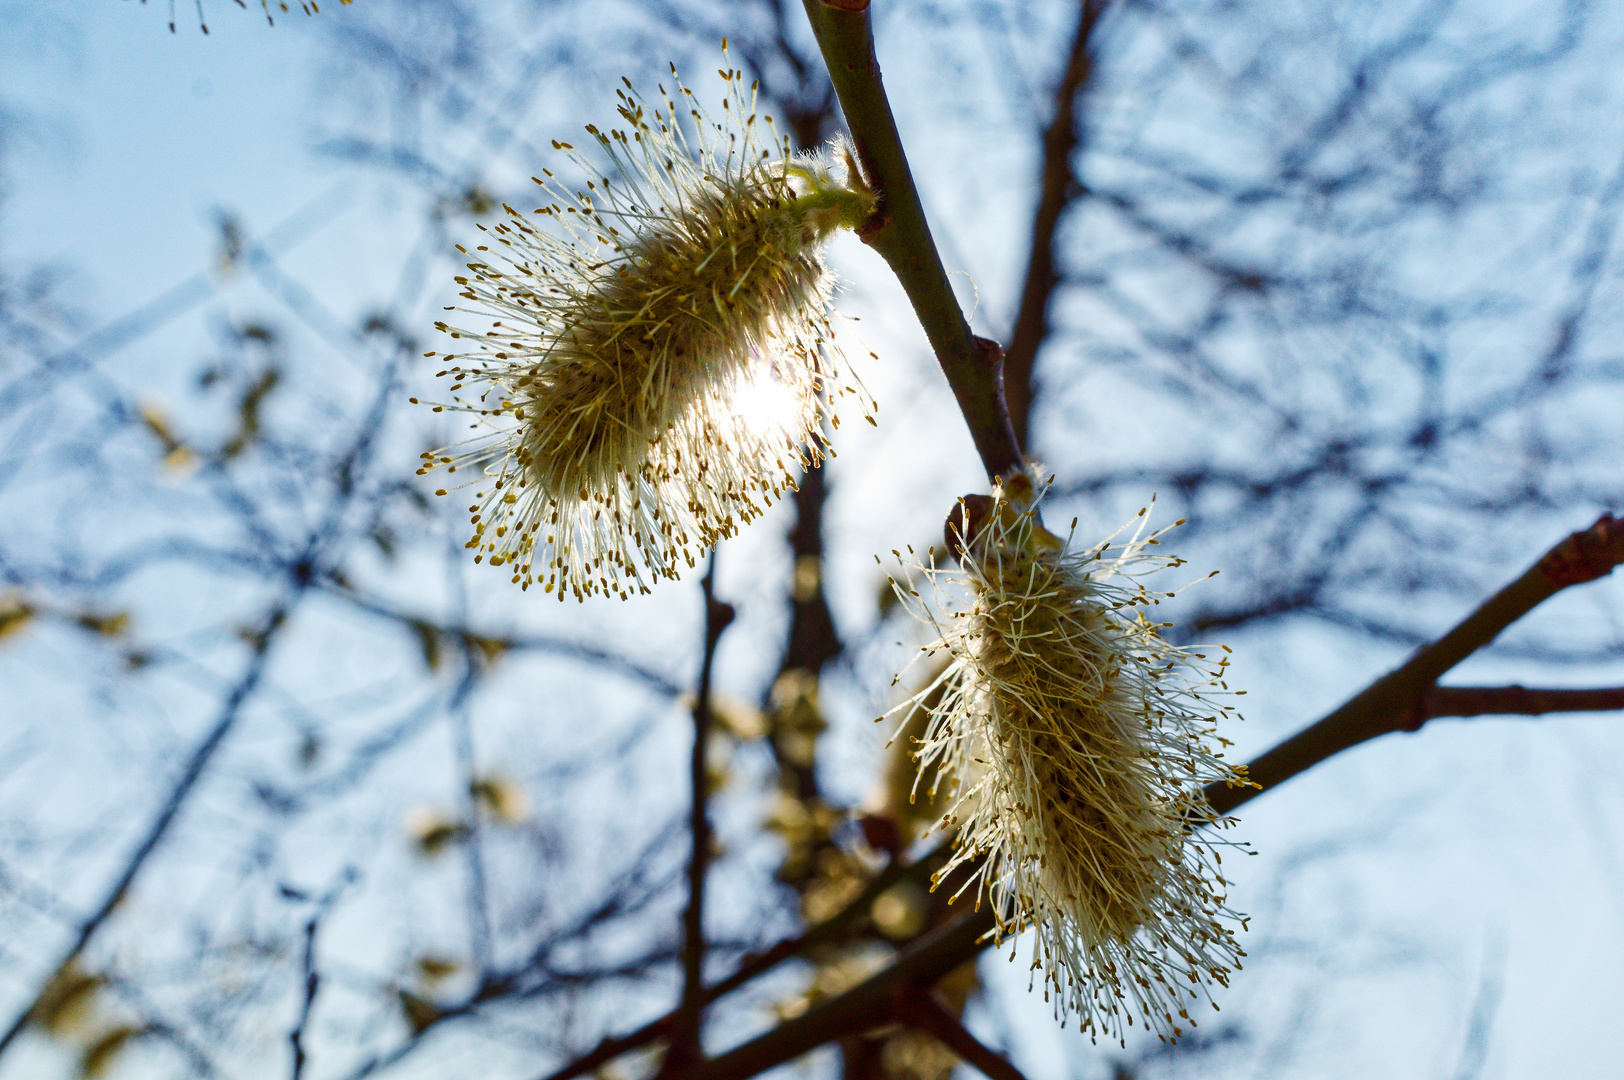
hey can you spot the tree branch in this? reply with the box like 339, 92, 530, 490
892, 985, 1027, 1080
665, 556, 734, 1071
674, 904, 997, 1080
534, 844, 951, 1080
288, 870, 354, 1080
1206, 513, 1624, 816
1004, 0, 1107, 447
802, 0, 1024, 482
1423, 685, 1624, 721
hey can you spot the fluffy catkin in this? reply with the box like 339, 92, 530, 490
416, 51, 876, 600
885, 472, 1252, 1045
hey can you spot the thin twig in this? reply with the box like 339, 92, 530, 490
0, 608, 287, 1060
1424, 685, 1624, 720
801, 0, 1024, 482
665, 555, 734, 1071
893, 986, 1028, 1080
672, 905, 996, 1080
290, 915, 319, 1080
1205, 513, 1624, 816
532, 843, 950, 1080
289, 870, 356, 1080
1004, 0, 1107, 446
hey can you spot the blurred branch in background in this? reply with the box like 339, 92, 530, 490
0, 0, 1620, 1079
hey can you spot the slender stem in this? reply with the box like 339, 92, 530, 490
893, 986, 1028, 1080
666, 555, 733, 1070
1004, 0, 1107, 446
534, 843, 949, 1080
290, 913, 319, 1080
803, 0, 1024, 482
674, 906, 997, 1080
1424, 685, 1624, 720
1205, 513, 1624, 816
284, 869, 355, 1080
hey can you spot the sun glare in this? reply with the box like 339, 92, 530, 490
729, 367, 803, 437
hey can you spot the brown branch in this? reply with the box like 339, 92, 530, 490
665, 557, 735, 1072
535, 844, 951, 1080
801, 0, 1024, 482
674, 905, 998, 1080
1422, 685, 1624, 721
1004, 0, 1107, 447
772, 463, 840, 806
1205, 513, 1624, 816
893, 986, 1027, 1080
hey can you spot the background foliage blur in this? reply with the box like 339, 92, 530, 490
0, 1, 1621, 1078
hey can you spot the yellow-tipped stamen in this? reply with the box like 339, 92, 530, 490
885, 470, 1251, 1045
417, 48, 877, 600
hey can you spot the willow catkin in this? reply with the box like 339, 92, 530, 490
416, 49, 876, 600
886, 472, 1252, 1045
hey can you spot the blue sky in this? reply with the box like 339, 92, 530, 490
2, 3, 1623, 1079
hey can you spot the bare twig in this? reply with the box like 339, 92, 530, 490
289, 870, 356, 1080
893, 986, 1028, 1080
1423, 685, 1624, 721
0, 608, 288, 1060
801, 0, 1024, 482
665, 556, 734, 1071
533, 843, 950, 1080
1206, 513, 1624, 816
290, 915, 319, 1080
1004, 0, 1107, 446
672, 905, 996, 1080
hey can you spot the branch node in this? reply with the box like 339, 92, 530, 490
708, 598, 737, 636
1399, 693, 1430, 733
944, 495, 995, 562
1539, 513, 1623, 586
855, 209, 891, 244
971, 335, 1005, 374
892, 984, 1028, 1080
